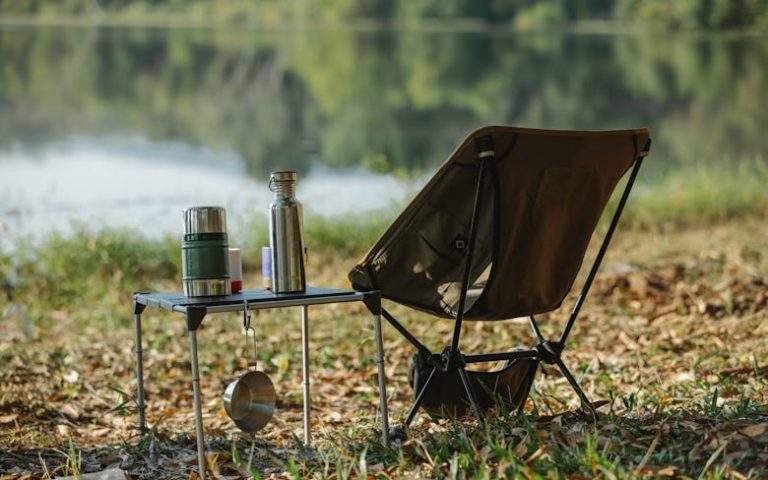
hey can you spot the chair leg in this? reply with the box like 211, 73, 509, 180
457, 366, 485, 428
553, 357, 597, 419
516, 398, 526, 416
403, 366, 438, 427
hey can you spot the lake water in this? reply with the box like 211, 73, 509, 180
1, 26, 767, 243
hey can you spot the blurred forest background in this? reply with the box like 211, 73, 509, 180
2, 0, 767, 199
2, 0, 768, 30
2, 0, 768, 233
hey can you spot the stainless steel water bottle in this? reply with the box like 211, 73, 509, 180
182, 206, 231, 296
268, 171, 306, 293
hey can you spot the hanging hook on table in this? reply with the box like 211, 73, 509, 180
242, 300, 258, 369
242, 299, 251, 331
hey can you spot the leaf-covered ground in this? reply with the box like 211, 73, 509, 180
1, 217, 767, 479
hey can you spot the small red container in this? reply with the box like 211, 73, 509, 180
228, 248, 243, 294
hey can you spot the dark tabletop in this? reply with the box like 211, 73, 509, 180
134, 286, 363, 312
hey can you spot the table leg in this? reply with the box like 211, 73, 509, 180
133, 310, 146, 435
188, 330, 207, 480
373, 313, 390, 446
301, 305, 311, 445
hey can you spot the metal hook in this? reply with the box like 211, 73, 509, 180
242, 300, 258, 369
243, 300, 251, 331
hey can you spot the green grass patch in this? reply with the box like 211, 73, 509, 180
623, 157, 768, 228
242, 210, 394, 258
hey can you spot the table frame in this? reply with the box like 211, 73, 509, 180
132, 288, 389, 480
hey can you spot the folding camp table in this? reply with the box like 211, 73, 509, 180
132, 287, 389, 480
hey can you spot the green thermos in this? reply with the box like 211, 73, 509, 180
182, 206, 231, 297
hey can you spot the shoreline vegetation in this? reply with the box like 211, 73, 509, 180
4, 155, 768, 257
1, 157, 767, 313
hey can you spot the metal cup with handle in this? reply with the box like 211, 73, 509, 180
223, 301, 276, 433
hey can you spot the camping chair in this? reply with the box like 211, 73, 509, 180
349, 126, 651, 433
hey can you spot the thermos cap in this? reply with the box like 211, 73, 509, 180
183, 206, 227, 234
270, 171, 297, 183
269, 171, 298, 198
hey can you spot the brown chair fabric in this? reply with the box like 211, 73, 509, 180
408, 353, 539, 417
349, 126, 650, 320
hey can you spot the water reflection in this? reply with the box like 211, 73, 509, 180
0, 137, 410, 240
0, 27, 767, 236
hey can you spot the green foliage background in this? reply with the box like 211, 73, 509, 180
1, 0, 768, 30
1, 27, 767, 180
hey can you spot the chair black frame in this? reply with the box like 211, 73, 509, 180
382, 134, 652, 429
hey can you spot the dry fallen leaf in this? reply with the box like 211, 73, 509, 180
0, 413, 19, 424
513, 433, 528, 457
738, 423, 767, 438
60, 403, 81, 420
656, 466, 678, 477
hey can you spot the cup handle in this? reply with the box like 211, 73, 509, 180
244, 326, 259, 370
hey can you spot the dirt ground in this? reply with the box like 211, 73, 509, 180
1, 217, 767, 478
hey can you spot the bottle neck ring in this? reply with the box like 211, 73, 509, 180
270, 179, 296, 199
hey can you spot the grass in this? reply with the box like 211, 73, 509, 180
622, 157, 768, 228
1, 216, 766, 478
243, 212, 393, 261
1, 161, 767, 478
64, 436, 81, 477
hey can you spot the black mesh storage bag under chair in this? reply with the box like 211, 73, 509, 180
349, 126, 652, 430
